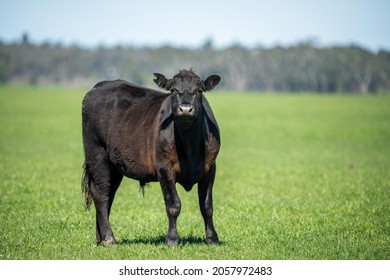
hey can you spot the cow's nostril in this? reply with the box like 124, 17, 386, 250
179, 105, 194, 115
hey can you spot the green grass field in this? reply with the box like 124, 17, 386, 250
0, 85, 389, 260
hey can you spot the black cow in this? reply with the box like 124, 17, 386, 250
82, 69, 221, 245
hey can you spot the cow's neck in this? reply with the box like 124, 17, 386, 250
174, 117, 204, 165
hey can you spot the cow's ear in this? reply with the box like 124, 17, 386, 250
153, 73, 171, 90
203, 75, 221, 91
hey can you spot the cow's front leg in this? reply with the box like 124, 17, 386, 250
198, 164, 219, 245
158, 167, 181, 246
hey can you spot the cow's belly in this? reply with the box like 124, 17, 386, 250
109, 145, 157, 182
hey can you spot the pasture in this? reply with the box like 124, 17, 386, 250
0, 85, 389, 259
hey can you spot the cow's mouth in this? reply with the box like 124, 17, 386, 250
176, 115, 195, 128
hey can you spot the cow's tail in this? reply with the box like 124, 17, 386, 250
82, 163, 93, 211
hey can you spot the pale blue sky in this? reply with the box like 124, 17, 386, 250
0, 0, 389, 51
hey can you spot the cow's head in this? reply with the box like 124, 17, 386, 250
153, 69, 221, 127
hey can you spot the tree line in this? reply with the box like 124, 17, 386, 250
1, 35, 389, 93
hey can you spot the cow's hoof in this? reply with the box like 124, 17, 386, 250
204, 237, 220, 245
99, 236, 117, 246
166, 238, 180, 246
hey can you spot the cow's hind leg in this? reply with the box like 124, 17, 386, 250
198, 164, 219, 245
87, 147, 123, 245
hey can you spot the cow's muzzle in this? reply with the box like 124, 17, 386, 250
176, 104, 195, 127
178, 104, 194, 117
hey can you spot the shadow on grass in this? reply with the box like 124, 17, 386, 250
119, 235, 211, 246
